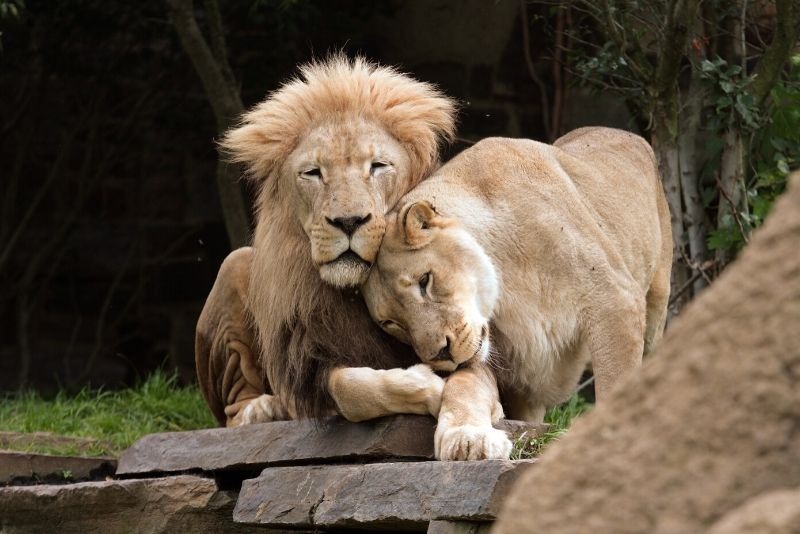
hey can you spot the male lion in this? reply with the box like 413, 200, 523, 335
363, 128, 672, 460
196, 56, 456, 426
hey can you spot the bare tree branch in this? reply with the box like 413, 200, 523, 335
166, 0, 242, 131
203, 0, 238, 90
750, 0, 800, 104
520, 0, 552, 141
166, 0, 249, 248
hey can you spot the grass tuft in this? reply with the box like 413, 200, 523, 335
510, 393, 592, 459
0, 371, 215, 457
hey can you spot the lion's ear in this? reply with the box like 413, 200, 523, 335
400, 201, 443, 248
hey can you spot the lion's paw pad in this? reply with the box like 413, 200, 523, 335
237, 394, 277, 425
435, 424, 512, 461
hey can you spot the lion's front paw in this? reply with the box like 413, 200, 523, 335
394, 364, 446, 417
234, 394, 278, 426
435, 423, 512, 461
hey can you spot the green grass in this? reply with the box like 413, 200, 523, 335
1, 370, 589, 460
510, 393, 592, 459
0, 372, 215, 457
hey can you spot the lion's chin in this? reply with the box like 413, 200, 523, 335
319, 251, 371, 288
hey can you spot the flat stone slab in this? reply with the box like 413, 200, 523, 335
0, 450, 116, 484
234, 459, 535, 530
0, 475, 295, 533
117, 415, 546, 476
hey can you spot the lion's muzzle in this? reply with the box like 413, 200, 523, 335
325, 213, 372, 236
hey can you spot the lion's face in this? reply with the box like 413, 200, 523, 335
285, 119, 413, 287
362, 201, 499, 371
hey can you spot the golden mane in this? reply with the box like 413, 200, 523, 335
220, 56, 457, 418
220, 54, 456, 184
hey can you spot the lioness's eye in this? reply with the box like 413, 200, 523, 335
302, 168, 321, 178
419, 272, 431, 294
380, 319, 403, 331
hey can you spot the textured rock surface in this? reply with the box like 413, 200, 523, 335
0, 450, 116, 483
0, 475, 295, 533
706, 488, 800, 534
235, 459, 534, 529
494, 174, 800, 533
117, 415, 546, 475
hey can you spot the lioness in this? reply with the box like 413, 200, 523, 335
196, 56, 456, 426
363, 128, 672, 460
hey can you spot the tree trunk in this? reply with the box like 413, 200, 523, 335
750, 0, 800, 106
166, 0, 250, 249
652, 121, 688, 315
716, 127, 746, 266
679, 69, 708, 294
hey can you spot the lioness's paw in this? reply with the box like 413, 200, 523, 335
235, 394, 278, 426
435, 424, 512, 461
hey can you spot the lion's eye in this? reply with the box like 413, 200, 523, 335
419, 272, 431, 294
370, 161, 389, 172
302, 168, 322, 179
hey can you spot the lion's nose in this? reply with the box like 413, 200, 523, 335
432, 337, 453, 362
326, 214, 372, 236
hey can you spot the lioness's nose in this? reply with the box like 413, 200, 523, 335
326, 214, 372, 236
432, 337, 453, 362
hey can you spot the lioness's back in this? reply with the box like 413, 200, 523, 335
554, 126, 658, 184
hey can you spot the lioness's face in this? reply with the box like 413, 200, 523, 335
286, 119, 413, 288
362, 202, 499, 372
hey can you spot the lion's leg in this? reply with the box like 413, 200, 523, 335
196, 247, 283, 427
435, 362, 512, 461
585, 288, 647, 401
644, 263, 671, 357
327, 364, 445, 422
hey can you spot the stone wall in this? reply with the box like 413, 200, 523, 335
1, 415, 544, 532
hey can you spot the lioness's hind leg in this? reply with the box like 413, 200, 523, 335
196, 247, 271, 427
586, 288, 647, 401
644, 263, 671, 356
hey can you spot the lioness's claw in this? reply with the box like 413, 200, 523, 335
235, 394, 278, 426
435, 424, 512, 461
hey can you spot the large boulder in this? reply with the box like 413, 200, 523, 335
494, 173, 800, 533
706, 488, 800, 534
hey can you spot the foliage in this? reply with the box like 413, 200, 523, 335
0, 0, 24, 51
0, 371, 215, 457
707, 55, 800, 253
563, 1, 799, 291
511, 393, 592, 460
699, 57, 763, 132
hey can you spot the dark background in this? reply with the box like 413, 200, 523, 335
0, 0, 633, 393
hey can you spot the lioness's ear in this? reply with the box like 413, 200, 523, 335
401, 201, 442, 248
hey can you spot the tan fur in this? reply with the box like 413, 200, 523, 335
363, 128, 672, 459
196, 56, 456, 424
